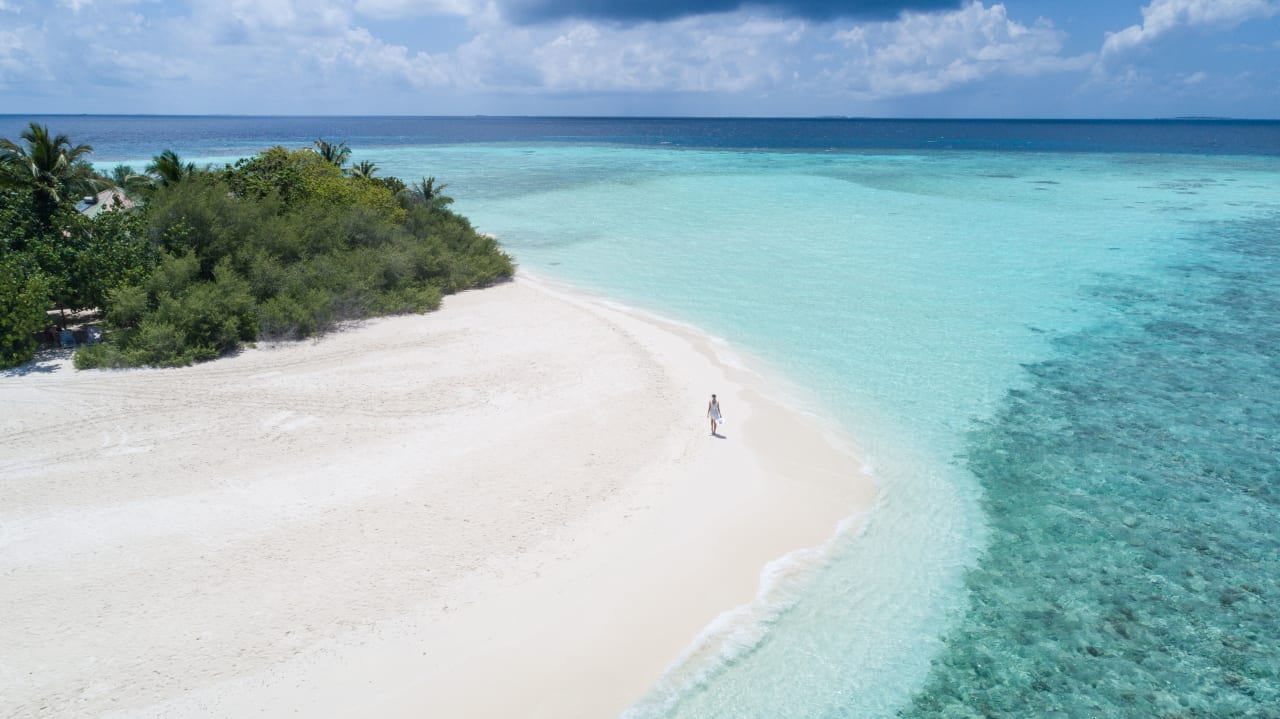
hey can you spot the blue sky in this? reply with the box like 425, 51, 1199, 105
0, 0, 1277, 117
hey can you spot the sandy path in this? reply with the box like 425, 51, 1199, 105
0, 276, 872, 718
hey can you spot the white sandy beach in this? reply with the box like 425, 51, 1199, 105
0, 275, 873, 718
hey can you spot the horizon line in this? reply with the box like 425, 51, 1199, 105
1, 113, 1276, 122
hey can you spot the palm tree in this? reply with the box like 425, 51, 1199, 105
111, 164, 137, 186
313, 138, 351, 168
111, 163, 148, 200
112, 150, 196, 197
146, 149, 197, 187
0, 122, 107, 225
401, 176, 454, 211
350, 160, 378, 179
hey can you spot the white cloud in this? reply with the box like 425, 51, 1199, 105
0, 30, 26, 82
827, 1, 1090, 98
0, 1, 1103, 108
2, 0, 1272, 115
183, 0, 354, 43
354, 0, 479, 19
519, 16, 800, 93
422, 2, 1086, 99
1102, 0, 1278, 57
305, 27, 452, 88
0, 23, 54, 89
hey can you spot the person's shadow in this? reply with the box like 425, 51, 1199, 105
712, 430, 727, 439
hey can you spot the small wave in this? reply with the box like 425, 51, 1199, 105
707, 336, 749, 371
623, 510, 870, 719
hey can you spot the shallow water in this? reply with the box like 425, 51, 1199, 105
899, 213, 1280, 719
418, 147, 1278, 717
44, 116, 1280, 716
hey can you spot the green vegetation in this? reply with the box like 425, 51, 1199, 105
313, 138, 351, 168
1, 123, 514, 370
1, 122, 151, 366
0, 123, 108, 227
350, 160, 379, 179
404, 176, 454, 213
0, 256, 51, 367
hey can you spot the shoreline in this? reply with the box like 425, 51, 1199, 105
0, 274, 875, 718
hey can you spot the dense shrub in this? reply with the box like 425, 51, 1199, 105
406, 206, 515, 291
144, 176, 282, 275
74, 144, 514, 368
76, 255, 256, 368
257, 289, 331, 341
0, 257, 51, 368
104, 283, 148, 328
1, 188, 150, 317
222, 147, 404, 222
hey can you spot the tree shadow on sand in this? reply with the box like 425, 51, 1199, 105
2, 348, 75, 377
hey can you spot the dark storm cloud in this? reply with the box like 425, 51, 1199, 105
501, 0, 966, 24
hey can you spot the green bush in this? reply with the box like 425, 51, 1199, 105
105, 284, 148, 329
254, 285, 335, 341
2, 130, 154, 359
147, 251, 200, 299
124, 319, 196, 367
0, 259, 51, 369
146, 178, 282, 276
406, 206, 514, 290
369, 285, 441, 315
78, 254, 256, 367
244, 248, 286, 300
81, 144, 515, 368
73, 341, 116, 369
4, 194, 151, 317
156, 271, 255, 359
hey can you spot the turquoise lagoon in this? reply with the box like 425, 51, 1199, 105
380, 145, 1280, 718
390, 146, 1278, 718
62, 118, 1280, 717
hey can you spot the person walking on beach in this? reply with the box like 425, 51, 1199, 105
707, 394, 723, 436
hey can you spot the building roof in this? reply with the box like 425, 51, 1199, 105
77, 188, 136, 218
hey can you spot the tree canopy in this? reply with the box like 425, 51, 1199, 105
313, 138, 351, 168
146, 150, 198, 188
402, 176, 454, 212
0, 126, 515, 370
350, 160, 378, 179
0, 122, 107, 226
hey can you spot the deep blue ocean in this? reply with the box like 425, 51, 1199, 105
4, 115, 1280, 159
6, 116, 1277, 717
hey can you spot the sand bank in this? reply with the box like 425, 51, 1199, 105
0, 275, 874, 718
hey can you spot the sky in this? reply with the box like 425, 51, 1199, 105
0, 0, 1277, 117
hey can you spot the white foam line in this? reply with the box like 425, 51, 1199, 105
518, 267, 975, 717
624, 508, 871, 719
